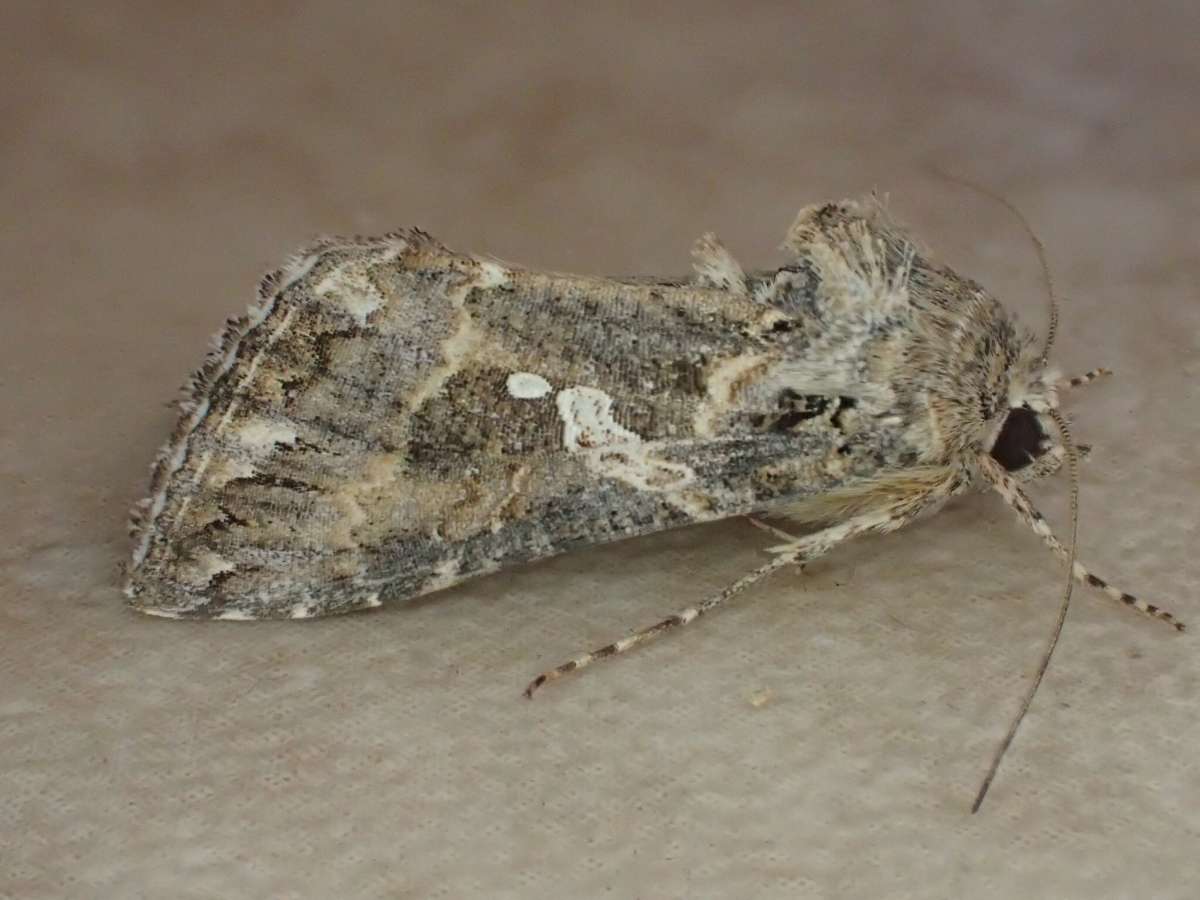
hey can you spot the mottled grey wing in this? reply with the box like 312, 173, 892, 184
126, 225, 915, 619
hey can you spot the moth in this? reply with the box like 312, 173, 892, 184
126, 198, 1182, 700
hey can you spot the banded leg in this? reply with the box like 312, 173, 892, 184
1061, 367, 1112, 390
524, 512, 897, 697
1014, 443, 1093, 484
979, 454, 1184, 630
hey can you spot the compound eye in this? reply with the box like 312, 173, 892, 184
990, 406, 1047, 472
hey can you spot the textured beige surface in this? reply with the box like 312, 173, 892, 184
3, 3, 1199, 897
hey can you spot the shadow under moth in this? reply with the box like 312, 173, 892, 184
124, 196, 1182, 810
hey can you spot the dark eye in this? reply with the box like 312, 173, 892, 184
990, 406, 1047, 472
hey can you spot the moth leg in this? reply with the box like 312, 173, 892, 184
1014, 443, 1093, 483
746, 517, 808, 575
979, 455, 1184, 630
524, 513, 895, 698
745, 516, 802, 544
691, 232, 750, 297
1060, 367, 1112, 390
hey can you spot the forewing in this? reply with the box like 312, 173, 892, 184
127, 215, 922, 618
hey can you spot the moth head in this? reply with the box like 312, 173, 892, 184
984, 339, 1062, 473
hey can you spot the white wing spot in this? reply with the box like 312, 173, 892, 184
555, 387, 642, 450
555, 386, 696, 494
506, 372, 553, 399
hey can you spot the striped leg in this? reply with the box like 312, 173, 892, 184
524, 512, 895, 697
979, 454, 1184, 630
1014, 443, 1093, 484
1061, 367, 1112, 390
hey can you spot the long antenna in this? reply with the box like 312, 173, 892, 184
971, 410, 1080, 812
935, 172, 1059, 363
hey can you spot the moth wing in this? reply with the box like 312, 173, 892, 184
128, 209, 927, 618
